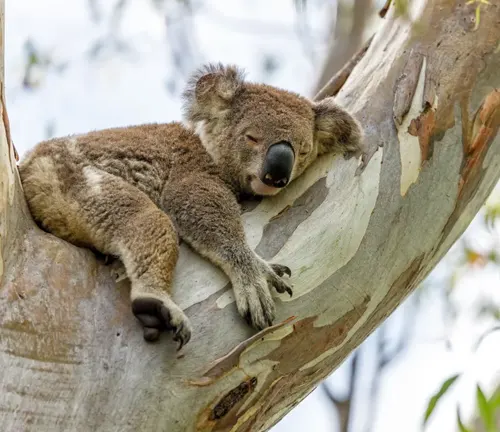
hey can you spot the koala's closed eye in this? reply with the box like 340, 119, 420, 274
245, 134, 260, 145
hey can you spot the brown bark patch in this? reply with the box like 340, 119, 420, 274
264, 296, 370, 374
235, 296, 370, 430
460, 89, 500, 196
408, 105, 436, 163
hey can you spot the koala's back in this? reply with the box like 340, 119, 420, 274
18, 122, 220, 249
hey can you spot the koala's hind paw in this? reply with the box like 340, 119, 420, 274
131, 297, 192, 350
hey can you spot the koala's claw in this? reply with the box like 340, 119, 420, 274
270, 263, 292, 278
270, 276, 293, 297
131, 297, 192, 350
266, 265, 293, 297
243, 307, 274, 330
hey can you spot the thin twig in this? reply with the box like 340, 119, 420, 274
322, 352, 360, 432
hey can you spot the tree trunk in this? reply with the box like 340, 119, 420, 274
1, 1, 500, 431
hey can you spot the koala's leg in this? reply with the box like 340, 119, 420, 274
162, 175, 293, 331
21, 159, 191, 348
86, 175, 191, 349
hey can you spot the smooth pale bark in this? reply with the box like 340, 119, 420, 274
1, 1, 500, 431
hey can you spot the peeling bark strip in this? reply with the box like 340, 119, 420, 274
407, 105, 436, 163
459, 89, 500, 196
1, 1, 500, 431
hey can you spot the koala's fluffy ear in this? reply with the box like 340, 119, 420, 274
182, 63, 245, 123
313, 98, 363, 156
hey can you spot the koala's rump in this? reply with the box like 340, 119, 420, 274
18, 138, 103, 250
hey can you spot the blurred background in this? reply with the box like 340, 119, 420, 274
6, 1, 500, 431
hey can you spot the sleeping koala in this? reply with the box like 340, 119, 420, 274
18, 63, 362, 350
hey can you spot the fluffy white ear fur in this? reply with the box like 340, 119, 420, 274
182, 63, 246, 124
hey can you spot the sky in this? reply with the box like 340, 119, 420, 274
6, 1, 500, 431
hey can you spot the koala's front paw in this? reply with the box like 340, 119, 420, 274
131, 297, 192, 350
234, 278, 276, 330
234, 262, 293, 331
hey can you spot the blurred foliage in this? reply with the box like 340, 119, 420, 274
423, 374, 461, 427
21, 39, 68, 90
423, 379, 500, 431
421, 194, 500, 432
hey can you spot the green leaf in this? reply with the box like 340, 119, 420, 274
457, 407, 472, 432
476, 384, 495, 432
422, 374, 461, 427
489, 387, 500, 411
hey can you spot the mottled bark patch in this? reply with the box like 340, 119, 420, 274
198, 297, 369, 431
197, 316, 295, 382
237, 257, 424, 431
233, 296, 370, 431
255, 177, 328, 260
439, 89, 500, 249
264, 295, 370, 373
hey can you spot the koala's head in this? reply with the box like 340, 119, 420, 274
182, 63, 363, 196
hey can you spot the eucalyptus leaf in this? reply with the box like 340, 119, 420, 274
422, 374, 461, 427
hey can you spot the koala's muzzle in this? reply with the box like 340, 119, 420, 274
261, 141, 295, 188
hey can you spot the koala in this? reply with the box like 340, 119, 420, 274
18, 63, 362, 350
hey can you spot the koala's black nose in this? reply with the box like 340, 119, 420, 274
261, 141, 295, 188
